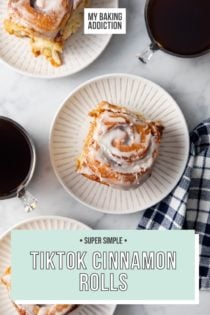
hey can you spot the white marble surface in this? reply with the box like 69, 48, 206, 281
0, 0, 210, 314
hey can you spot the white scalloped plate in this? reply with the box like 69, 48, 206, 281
0, 0, 118, 78
0, 216, 116, 315
50, 74, 190, 214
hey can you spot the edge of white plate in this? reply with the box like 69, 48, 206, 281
49, 73, 190, 214
0, 35, 113, 80
0, 0, 119, 79
0, 215, 91, 241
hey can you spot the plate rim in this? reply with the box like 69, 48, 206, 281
0, 215, 91, 241
49, 73, 190, 214
0, 0, 119, 79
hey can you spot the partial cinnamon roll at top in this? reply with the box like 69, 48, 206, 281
4, 0, 90, 66
7, 0, 72, 39
76, 101, 164, 190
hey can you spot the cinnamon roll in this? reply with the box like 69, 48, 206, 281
4, 0, 90, 66
1, 267, 77, 315
76, 101, 164, 190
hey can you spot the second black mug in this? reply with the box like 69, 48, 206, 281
138, 0, 210, 63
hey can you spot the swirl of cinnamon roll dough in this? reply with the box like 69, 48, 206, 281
7, 0, 73, 39
76, 101, 164, 190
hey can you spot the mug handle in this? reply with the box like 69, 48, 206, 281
17, 188, 38, 213
137, 43, 159, 63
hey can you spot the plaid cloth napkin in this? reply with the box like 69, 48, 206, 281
138, 119, 210, 290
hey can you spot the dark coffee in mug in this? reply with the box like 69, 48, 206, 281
0, 117, 33, 198
146, 0, 210, 56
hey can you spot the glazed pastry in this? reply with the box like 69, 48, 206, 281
76, 101, 164, 190
1, 267, 77, 315
4, 0, 90, 66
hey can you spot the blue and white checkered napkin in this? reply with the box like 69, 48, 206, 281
138, 119, 210, 290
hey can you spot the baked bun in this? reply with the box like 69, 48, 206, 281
4, 0, 90, 66
1, 267, 77, 315
7, 0, 72, 39
76, 101, 164, 190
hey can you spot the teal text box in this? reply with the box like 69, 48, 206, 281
11, 230, 197, 302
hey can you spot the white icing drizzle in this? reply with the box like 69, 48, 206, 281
7, 0, 83, 39
34, 0, 62, 12
73, 0, 83, 9
96, 112, 158, 173
79, 104, 163, 189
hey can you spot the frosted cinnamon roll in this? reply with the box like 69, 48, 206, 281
1, 267, 77, 315
4, 0, 90, 66
76, 101, 164, 190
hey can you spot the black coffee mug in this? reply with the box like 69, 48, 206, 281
138, 0, 210, 63
0, 116, 37, 212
